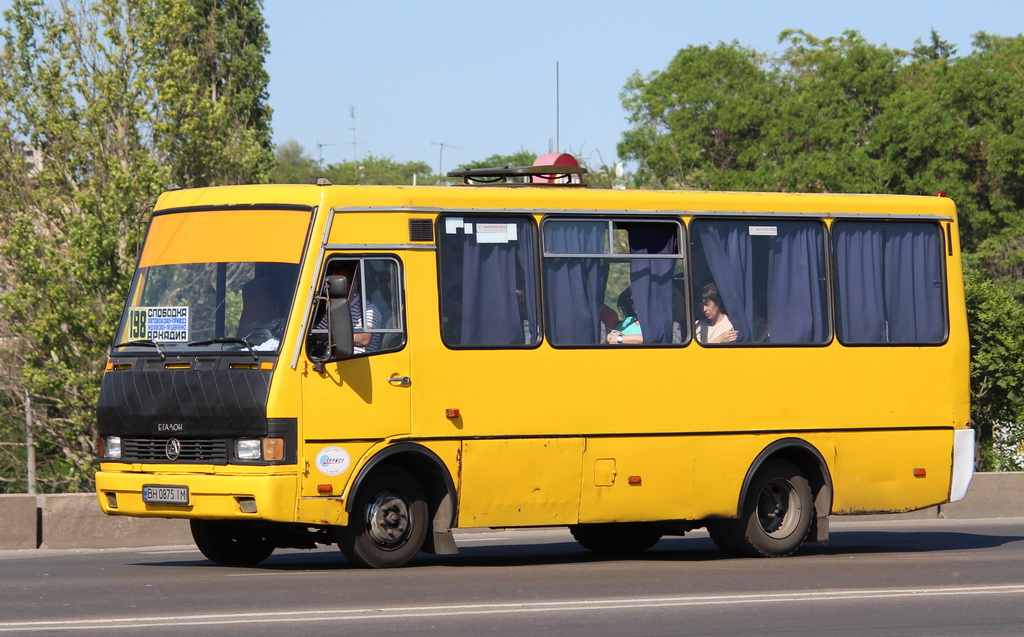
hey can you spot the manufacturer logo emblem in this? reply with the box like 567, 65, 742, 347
315, 446, 350, 476
165, 438, 181, 461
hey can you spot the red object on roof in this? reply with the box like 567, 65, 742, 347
532, 153, 584, 184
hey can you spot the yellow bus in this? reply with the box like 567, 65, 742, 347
95, 163, 974, 568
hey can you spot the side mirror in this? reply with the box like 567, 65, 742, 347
325, 275, 354, 359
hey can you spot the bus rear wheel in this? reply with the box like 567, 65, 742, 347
338, 467, 428, 568
190, 519, 276, 565
709, 458, 813, 558
569, 523, 662, 554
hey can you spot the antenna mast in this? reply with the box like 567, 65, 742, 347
350, 106, 358, 181
556, 61, 560, 153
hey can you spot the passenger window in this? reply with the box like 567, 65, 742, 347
542, 219, 686, 346
306, 256, 405, 359
833, 221, 946, 344
438, 216, 539, 348
690, 218, 829, 345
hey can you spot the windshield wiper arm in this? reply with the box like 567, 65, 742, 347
113, 339, 166, 361
187, 337, 259, 361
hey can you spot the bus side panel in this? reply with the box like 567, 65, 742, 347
578, 437, 695, 523
831, 429, 954, 514
457, 438, 583, 527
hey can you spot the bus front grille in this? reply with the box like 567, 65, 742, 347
122, 438, 229, 464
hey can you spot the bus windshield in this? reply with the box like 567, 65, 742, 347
112, 206, 314, 356
114, 261, 301, 355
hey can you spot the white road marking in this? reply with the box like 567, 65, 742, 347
4, 584, 1024, 631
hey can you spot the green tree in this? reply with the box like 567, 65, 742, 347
455, 150, 538, 172
270, 139, 318, 184
767, 30, 904, 193
322, 154, 433, 186
0, 0, 273, 492
619, 42, 782, 190
965, 267, 1024, 470
144, 0, 274, 188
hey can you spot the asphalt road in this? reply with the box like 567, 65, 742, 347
2, 517, 1023, 635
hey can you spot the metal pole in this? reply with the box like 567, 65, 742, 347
24, 390, 35, 495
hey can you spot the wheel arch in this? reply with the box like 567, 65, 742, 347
346, 442, 459, 555
738, 438, 833, 541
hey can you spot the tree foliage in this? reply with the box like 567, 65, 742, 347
269, 140, 432, 185
0, 0, 273, 492
620, 31, 1024, 468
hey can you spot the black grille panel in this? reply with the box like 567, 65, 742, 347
123, 438, 229, 464
409, 218, 434, 241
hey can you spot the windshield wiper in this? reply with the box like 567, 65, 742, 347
187, 337, 259, 361
113, 339, 166, 361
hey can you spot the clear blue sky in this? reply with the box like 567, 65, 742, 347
264, 0, 1024, 172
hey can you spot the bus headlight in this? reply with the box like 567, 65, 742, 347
103, 436, 122, 459
236, 439, 262, 460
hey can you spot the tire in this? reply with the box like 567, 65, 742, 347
190, 519, 276, 565
569, 523, 662, 554
711, 458, 813, 558
338, 467, 428, 568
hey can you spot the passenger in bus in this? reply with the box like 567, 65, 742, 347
695, 283, 737, 344
606, 287, 643, 345
237, 275, 288, 349
313, 262, 382, 355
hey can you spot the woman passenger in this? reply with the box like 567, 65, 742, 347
606, 287, 643, 345
696, 283, 738, 344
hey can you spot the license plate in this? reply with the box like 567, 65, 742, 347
142, 484, 189, 505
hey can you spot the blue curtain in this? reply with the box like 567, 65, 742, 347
543, 221, 607, 345
767, 223, 828, 343
456, 219, 539, 346
833, 221, 944, 344
626, 223, 678, 344
694, 220, 754, 343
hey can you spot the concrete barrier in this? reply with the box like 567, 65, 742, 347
0, 494, 39, 549
37, 494, 191, 550
1, 472, 1022, 551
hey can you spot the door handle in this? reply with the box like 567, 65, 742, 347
387, 375, 411, 385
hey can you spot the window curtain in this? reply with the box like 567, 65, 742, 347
833, 222, 944, 344
884, 223, 944, 342
627, 223, 678, 344
767, 223, 827, 343
543, 221, 607, 345
460, 219, 539, 346
694, 220, 754, 343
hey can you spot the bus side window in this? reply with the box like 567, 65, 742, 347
439, 216, 539, 348
690, 218, 829, 346
542, 218, 685, 347
833, 221, 946, 344
306, 257, 405, 359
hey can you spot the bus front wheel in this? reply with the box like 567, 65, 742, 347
709, 458, 812, 558
338, 467, 428, 568
190, 519, 276, 565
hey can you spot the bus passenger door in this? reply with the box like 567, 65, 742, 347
298, 255, 410, 500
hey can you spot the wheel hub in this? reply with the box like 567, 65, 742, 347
757, 478, 799, 538
365, 490, 411, 547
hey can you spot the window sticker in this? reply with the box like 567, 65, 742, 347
127, 306, 189, 342
476, 222, 517, 243
749, 225, 778, 236
445, 217, 464, 234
